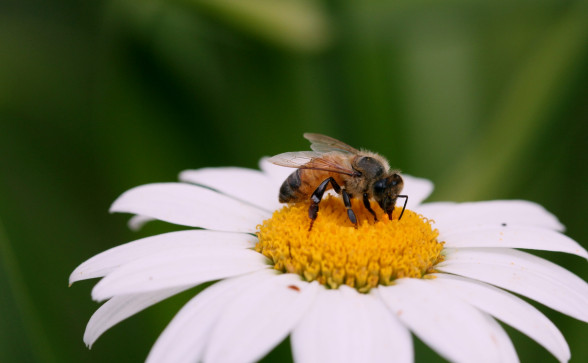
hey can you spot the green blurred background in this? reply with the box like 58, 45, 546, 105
1, 0, 587, 361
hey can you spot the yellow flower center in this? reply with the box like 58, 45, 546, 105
255, 196, 445, 293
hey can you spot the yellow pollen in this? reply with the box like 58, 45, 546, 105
255, 196, 445, 293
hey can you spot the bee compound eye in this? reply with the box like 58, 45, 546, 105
390, 174, 402, 187
374, 179, 387, 194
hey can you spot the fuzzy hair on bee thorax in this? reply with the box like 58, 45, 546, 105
345, 152, 390, 197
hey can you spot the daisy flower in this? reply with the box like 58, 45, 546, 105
70, 158, 588, 363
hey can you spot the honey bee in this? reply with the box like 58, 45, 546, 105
269, 133, 407, 231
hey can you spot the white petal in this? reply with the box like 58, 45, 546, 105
91, 248, 268, 301
479, 311, 519, 363
442, 226, 588, 259
439, 248, 588, 323
70, 230, 257, 284
430, 273, 570, 362
401, 174, 434, 208
110, 183, 270, 233
203, 274, 319, 363
127, 215, 154, 231
84, 286, 188, 348
413, 201, 456, 216
422, 200, 564, 232
147, 270, 278, 363
378, 279, 517, 363
179, 167, 279, 212
362, 293, 413, 363
292, 286, 412, 363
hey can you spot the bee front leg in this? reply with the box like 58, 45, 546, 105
362, 193, 378, 222
397, 195, 408, 220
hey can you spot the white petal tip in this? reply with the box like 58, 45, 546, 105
70, 266, 98, 285
69, 271, 82, 285
177, 170, 190, 181
109, 188, 136, 214
576, 247, 588, 260
127, 215, 154, 231
83, 333, 95, 349
109, 200, 123, 214
91, 288, 110, 303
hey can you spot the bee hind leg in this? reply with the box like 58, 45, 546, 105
342, 189, 358, 228
308, 178, 332, 231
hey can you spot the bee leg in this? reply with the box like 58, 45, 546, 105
362, 193, 378, 222
342, 189, 358, 228
397, 195, 408, 220
308, 204, 319, 231
308, 177, 344, 231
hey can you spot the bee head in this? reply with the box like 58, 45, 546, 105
372, 173, 404, 219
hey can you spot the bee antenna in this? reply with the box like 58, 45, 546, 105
397, 195, 408, 220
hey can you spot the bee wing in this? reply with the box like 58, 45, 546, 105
267, 151, 322, 168
268, 151, 357, 176
303, 133, 360, 154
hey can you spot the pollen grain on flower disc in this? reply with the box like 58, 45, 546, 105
255, 196, 444, 293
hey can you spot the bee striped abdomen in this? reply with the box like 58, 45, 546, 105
279, 169, 345, 203
279, 169, 305, 203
